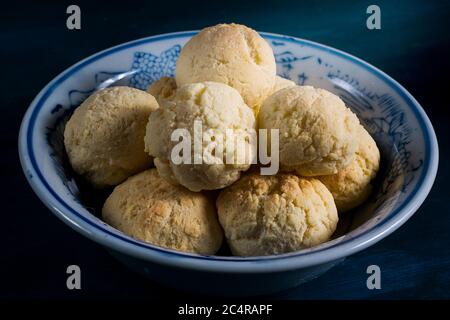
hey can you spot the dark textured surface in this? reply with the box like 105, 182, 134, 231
2, 0, 450, 299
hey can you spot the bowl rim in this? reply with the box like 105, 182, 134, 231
18, 30, 439, 273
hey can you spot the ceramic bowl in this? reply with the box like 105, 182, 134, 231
18, 31, 438, 296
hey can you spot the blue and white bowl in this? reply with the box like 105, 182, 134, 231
18, 31, 438, 296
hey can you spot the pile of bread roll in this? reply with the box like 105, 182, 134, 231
64, 24, 380, 257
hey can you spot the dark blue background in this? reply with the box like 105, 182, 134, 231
2, 0, 450, 299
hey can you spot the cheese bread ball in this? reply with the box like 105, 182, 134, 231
217, 173, 338, 256
318, 125, 380, 212
145, 81, 256, 192
259, 86, 360, 176
147, 76, 177, 102
64, 86, 159, 188
102, 169, 223, 254
176, 23, 276, 111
